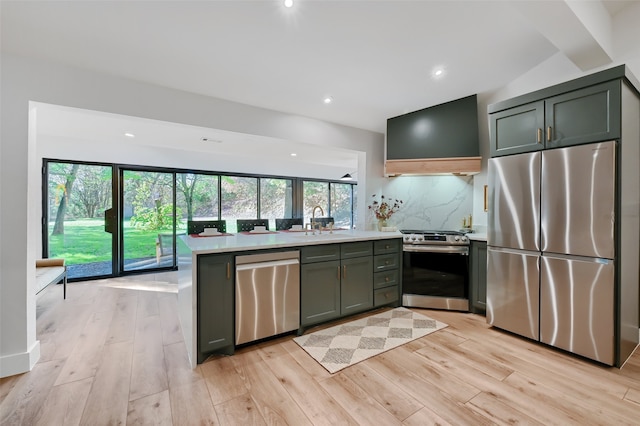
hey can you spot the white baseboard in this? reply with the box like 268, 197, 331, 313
0, 340, 40, 378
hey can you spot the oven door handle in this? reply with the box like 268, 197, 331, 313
403, 245, 469, 255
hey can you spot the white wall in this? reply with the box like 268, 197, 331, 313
380, 175, 474, 231
1, 53, 385, 377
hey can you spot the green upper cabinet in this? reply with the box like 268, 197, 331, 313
545, 81, 621, 149
490, 80, 621, 157
490, 101, 544, 157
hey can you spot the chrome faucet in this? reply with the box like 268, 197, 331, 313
311, 205, 324, 234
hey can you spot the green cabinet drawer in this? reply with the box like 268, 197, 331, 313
374, 286, 399, 307
374, 239, 401, 255
373, 253, 398, 271
341, 241, 373, 259
374, 270, 399, 289
300, 244, 340, 264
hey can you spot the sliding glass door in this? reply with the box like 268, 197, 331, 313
121, 169, 176, 272
45, 160, 356, 281
46, 161, 114, 280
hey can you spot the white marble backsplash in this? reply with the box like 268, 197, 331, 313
368, 175, 474, 231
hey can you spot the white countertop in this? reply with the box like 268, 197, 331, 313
180, 229, 402, 255
466, 232, 487, 242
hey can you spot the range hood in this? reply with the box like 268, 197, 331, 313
386, 94, 481, 176
385, 156, 481, 176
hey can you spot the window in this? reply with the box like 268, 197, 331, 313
44, 158, 357, 280
260, 178, 293, 230
303, 181, 329, 224
221, 176, 258, 233
303, 180, 355, 229
176, 173, 220, 233
331, 183, 354, 229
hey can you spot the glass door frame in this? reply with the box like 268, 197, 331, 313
42, 159, 180, 281
117, 165, 178, 275
42, 159, 119, 280
43, 159, 357, 281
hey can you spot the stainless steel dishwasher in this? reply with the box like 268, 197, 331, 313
235, 251, 300, 345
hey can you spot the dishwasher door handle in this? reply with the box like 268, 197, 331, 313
235, 258, 299, 271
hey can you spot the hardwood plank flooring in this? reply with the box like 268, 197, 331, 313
1, 274, 639, 425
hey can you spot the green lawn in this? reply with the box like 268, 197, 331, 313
48, 218, 186, 265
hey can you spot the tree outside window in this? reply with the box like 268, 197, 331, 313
260, 178, 293, 230
221, 176, 258, 233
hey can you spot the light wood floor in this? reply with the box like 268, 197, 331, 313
2, 274, 640, 425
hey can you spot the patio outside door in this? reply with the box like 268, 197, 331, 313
121, 169, 176, 272
46, 162, 114, 280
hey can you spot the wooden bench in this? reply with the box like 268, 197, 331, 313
36, 258, 67, 299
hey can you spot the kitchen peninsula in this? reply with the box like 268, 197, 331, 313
177, 230, 403, 367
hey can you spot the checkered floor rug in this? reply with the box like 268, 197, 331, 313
293, 307, 447, 373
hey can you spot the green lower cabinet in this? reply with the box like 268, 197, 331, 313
469, 240, 487, 315
299, 238, 401, 328
197, 254, 234, 362
300, 260, 341, 326
340, 256, 374, 315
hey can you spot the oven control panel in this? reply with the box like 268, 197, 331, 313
401, 231, 468, 245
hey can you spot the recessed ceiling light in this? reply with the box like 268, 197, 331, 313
431, 66, 446, 79
290, 153, 297, 157
323, 96, 333, 104
124, 132, 135, 138
284, 0, 293, 8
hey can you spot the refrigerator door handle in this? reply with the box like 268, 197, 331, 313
488, 246, 540, 257
541, 252, 613, 264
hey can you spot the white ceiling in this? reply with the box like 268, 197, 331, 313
2, 0, 639, 172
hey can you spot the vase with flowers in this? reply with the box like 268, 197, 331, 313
368, 194, 402, 230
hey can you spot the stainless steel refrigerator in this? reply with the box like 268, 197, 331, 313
487, 141, 616, 365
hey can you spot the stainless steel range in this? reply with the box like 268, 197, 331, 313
401, 230, 470, 311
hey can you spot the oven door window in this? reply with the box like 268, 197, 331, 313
403, 251, 469, 298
